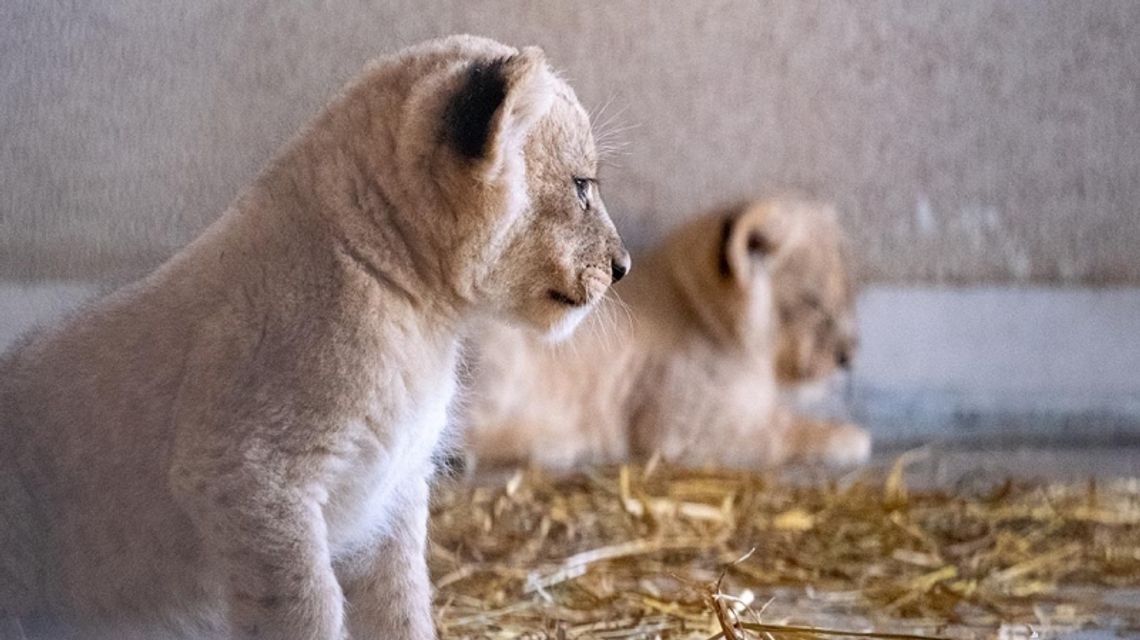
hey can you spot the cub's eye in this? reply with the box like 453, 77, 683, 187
572, 177, 591, 210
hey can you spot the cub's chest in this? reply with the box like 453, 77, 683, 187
322, 375, 456, 554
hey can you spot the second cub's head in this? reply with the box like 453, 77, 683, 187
667, 199, 858, 380
756, 201, 859, 382
424, 37, 629, 340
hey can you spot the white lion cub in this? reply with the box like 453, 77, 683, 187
0, 35, 628, 640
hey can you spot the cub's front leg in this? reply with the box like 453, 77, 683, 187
338, 477, 434, 640
173, 467, 347, 640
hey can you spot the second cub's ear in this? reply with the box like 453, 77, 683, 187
444, 47, 554, 170
718, 204, 780, 283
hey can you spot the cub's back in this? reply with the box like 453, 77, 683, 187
0, 279, 212, 623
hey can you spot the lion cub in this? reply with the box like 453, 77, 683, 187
0, 35, 628, 640
465, 199, 869, 469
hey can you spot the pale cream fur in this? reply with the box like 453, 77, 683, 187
465, 199, 869, 469
0, 35, 627, 640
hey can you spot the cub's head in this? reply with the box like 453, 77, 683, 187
665, 200, 857, 380
406, 36, 628, 341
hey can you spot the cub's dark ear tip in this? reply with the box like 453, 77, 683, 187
717, 215, 736, 278
747, 230, 773, 255
444, 56, 510, 159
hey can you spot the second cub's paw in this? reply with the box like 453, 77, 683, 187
822, 422, 872, 466
792, 420, 872, 467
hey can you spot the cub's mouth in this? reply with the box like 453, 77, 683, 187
547, 289, 586, 307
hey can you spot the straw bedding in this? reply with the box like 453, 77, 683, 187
429, 453, 1140, 639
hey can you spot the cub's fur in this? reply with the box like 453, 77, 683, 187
465, 199, 868, 469
0, 35, 627, 640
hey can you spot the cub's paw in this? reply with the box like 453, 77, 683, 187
792, 419, 872, 467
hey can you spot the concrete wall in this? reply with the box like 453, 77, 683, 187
3, 1, 1139, 285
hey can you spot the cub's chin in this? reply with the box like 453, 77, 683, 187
507, 291, 596, 344
542, 302, 593, 343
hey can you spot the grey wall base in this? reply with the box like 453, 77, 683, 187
2, 283, 1138, 448
850, 287, 1140, 449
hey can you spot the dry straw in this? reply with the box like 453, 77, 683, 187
430, 455, 1140, 639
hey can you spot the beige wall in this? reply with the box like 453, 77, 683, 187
2, 1, 1138, 284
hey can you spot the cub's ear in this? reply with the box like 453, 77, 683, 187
444, 47, 554, 171
718, 204, 780, 282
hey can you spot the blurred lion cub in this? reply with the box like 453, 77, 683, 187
1, 35, 627, 640
465, 198, 869, 469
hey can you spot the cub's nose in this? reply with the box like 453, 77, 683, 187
611, 249, 631, 283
